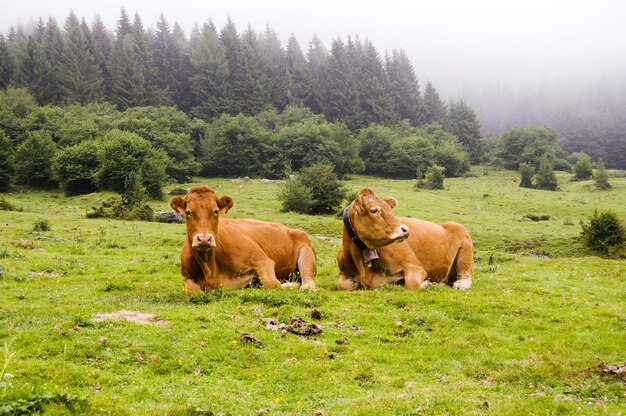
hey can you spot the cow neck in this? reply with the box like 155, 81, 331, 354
343, 204, 379, 267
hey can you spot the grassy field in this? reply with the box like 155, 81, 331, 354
1, 169, 625, 415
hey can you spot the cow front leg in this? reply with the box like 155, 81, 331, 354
338, 272, 360, 290
183, 278, 203, 293
403, 265, 428, 290
254, 261, 282, 290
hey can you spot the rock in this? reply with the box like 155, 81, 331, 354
154, 210, 184, 223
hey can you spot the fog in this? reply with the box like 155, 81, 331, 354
3, 0, 626, 135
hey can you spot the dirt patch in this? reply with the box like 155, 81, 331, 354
263, 316, 323, 336
92, 310, 170, 326
599, 362, 626, 379
240, 332, 263, 347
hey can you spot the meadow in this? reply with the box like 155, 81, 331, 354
0, 168, 625, 415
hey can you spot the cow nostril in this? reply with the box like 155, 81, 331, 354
401, 225, 409, 233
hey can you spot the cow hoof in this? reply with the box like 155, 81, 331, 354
300, 282, 316, 291
453, 279, 472, 290
281, 282, 300, 290
420, 280, 430, 289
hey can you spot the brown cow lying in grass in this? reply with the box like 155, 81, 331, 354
337, 188, 473, 290
170, 185, 317, 292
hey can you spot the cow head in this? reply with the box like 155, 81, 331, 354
348, 188, 409, 249
169, 186, 234, 252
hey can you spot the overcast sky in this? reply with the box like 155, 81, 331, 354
3, 0, 626, 98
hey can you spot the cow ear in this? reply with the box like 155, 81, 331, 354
218, 195, 235, 214
383, 197, 398, 210
169, 196, 186, 214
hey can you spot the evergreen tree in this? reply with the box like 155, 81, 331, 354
59, 11, 105, 104
535, 154, 558, 191
519, 163, 534, 188
0, 35, 14, 89
259, 26, 288, 111
573, 153, 593, 180
189, 21, 229, 120
41, 18, 65, 103
131, 13, 157, 104
593, 159, 611, 190
386, 49, 422, 125
447, 99, 483, 163
423, 81, 447, 125
151, 14, 184, 107
115, 8, 132, 38
90, 15, 112, 96
13, 35, 51, 104
317, 38, 361, 130
285, 34, 313, 107
306, 35, 328, 113
238, 26, 270, 114
0, 130, 14, 191
219, 17, 242, 114
356, 39, 397, 126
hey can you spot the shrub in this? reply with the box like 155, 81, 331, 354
279, 163, 347, 214
519, 163, 534, 188
581, 210, 624, 255
416, 165, 445, 190
0, 130, 14, 191
593, 159, 611, 190
573, 153, 593, 180
52, 140, 100, 195
0, 196, 20, 211
535, 155, 558, 191
95, 130, 168, 199
14, 130, 57, 188
32, 218, 51, 232
86, 195, 154, 222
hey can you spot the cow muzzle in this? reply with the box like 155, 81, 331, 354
192, 233, 216, 251
389, 224, 409, 243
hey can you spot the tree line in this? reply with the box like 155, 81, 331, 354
0, 9, 479, 147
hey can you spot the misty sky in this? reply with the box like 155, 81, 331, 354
3, 0, 626, 98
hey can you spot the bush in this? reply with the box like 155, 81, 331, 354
0, 130, 14, 191
519, 163, 534, 188
279, 163, 347, 214
52, 140, 100, 195
95, 130, 168, 199
415, 164, 445, 190
86, 195, 154, 222
573, 153, 593, 180
14, 130, 57, 188
593, 159, 611, 190
33, 218, 51, 232
535, 155, 558, 191
0, 196, 21, 211
581, 210, 624, 255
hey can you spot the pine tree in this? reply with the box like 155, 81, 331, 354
41, 18, 65, 103
535, 154, 558, 191
115, 8, 132, 38
151, 14, 179, 106
317, 38, 360, 130
306, 35, 328, 113
593, 159, 611, 190
59, 11, 105, 104
91, 15, 112, 97
189, 21, 229, 120
519, 163, 534, 188
285, 34, 312, 107
447, 99, 483, 163
386, 49, 422, 125
0, 35, 14, 88
13, 35, 51, 104
259, 26, 288, 111
239, 26, 270, 114
423, 81, 447, 125
573, 153, 593, 180
219, 18, 242, 114
356, 39, 397, 126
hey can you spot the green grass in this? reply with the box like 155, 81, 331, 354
1, 169, 625, 415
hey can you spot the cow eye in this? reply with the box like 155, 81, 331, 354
185, 211, 192, 217
212, 209, 219, 216
369, 207, 380, 214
